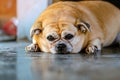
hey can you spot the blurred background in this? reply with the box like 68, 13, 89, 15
0, 0, 51, 42
0, 0, 16, 41
0, 0, 119, 42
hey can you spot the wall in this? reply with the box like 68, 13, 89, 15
17, 0, 51, 40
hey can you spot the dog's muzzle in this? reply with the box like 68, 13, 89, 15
55, 43, 67, 53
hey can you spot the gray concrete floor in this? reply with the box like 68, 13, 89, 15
0, 42, 120, 80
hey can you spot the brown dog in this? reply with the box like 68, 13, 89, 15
26, 1, 120, 54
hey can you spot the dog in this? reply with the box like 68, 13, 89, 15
25, 1, 120, 54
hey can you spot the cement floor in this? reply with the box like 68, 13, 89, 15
0, 42, 120, 80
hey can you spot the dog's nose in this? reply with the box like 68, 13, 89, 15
56, 43, 67, 53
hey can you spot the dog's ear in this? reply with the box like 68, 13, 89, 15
30, 22, 42, 38
76, 19, 91, 33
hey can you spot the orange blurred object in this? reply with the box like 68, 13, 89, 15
0, 0, 16, 23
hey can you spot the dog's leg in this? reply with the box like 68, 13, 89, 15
25, 44, 40, 52
25, 38, 40, 52
85, 38, 102, 54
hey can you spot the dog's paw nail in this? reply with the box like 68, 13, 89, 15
86, 45, 98, 54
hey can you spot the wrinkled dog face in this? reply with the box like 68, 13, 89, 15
43, 23, 76, 53
31, 20, 90, 54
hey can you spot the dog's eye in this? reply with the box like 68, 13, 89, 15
64, 34, 74, 40
47, 35, 55, 41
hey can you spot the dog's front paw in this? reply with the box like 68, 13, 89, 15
85, 45, 98, 54
25, 44, 40, 52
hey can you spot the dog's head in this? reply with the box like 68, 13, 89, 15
31, 19, 90, 54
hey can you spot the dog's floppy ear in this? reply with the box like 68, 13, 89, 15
76, 19, 91, 33
30, 22, 42, 38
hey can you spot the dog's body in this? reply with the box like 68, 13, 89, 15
26, 1, 120, 54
